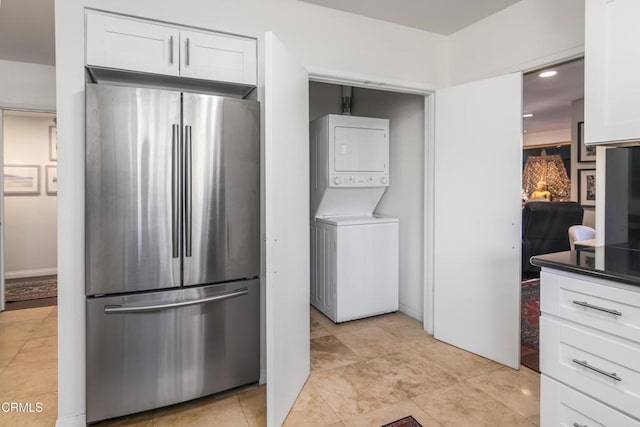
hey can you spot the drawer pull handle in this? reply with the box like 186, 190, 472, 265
572, 359, 622, 381
572, 300, 622, 316
573, 423, 587, 427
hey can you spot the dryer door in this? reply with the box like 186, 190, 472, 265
333, 126, 387, 173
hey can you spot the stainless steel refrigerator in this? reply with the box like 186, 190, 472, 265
85, 83, 260, 423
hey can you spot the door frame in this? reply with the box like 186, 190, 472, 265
0, 107, 57, 312
307, 67, 437, 333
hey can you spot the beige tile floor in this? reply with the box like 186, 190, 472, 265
0, 305, 540, 426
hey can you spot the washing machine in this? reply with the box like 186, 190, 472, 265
310, 114, 399, 322
310, 215, 399, 322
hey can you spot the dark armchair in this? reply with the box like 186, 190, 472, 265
522, 201, 584, 278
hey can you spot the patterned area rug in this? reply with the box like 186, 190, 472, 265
382, 416, 423, 427
521, 278, 540, 371
5, 275, 57, 302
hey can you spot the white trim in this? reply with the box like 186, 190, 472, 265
423, 93, 436, 335
399, 303, 423, 322
55, 413, 86, 427
259, 368, 266, 385
4, 267, 58, 279
307, 66, 436, 95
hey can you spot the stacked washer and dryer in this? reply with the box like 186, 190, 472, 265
310, 114, 399, 323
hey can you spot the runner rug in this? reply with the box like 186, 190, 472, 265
5, 275, 57, 302
521, 278, 540, 371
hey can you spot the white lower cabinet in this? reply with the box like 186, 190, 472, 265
540, 270, 640, 426
541, 375, 639, 427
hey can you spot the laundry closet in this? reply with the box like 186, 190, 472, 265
308, 82, 426, 322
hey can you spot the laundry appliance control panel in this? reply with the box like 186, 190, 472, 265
330, 174, 389, 187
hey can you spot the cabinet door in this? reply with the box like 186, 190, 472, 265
86, 11, 179, 76
180, 30, 257, 85
585, 0, 640, 144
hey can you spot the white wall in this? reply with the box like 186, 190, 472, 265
54, 1, 448, 423
0, 60, 56, 111
448, 0, 585, 85
309, 82, 425, 321
3, 113, 57, 278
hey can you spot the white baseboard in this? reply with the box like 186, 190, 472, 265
259, 368, 266, 385
399, 303, 423, 322
5, 267, 57, 279
56, 413, 85, 427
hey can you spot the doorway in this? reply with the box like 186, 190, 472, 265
520, 57, 586, 370
1, 109, 58, 311
308, 81, 428, 325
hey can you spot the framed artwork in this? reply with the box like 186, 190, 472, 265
46, 165, 57, 195
3, 165, 40, 195
49, 126, 57, 161
579, 168, 596, 207
578, 121, 596, 162
579, 250, 596, 269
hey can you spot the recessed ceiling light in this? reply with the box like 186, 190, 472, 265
523, 113, 534, 118
539, 70, 557, 78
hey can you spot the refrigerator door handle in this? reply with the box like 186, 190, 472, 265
103, 287, 249, 314
185, 125, 193, 257
172, 124, 180, 258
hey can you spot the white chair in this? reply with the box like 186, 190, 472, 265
568, 225, 596, 250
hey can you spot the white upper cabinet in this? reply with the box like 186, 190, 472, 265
86, 12, 180, 77
180, 30, 256, 85
86, 11, 257, 86
585, 0, 640, 144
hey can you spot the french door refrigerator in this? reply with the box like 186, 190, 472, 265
85, 83, 260, 423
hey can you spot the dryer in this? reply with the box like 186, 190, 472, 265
310, 114, 399, 323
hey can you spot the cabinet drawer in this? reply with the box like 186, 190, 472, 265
541, 315, 640, 420
542, 375, 640, 427
541, 271, 640, 342
86, 11, 180, 76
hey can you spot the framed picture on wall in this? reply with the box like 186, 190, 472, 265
46, 165, 57, 195
3, 165, 40, 195
579, 168, 596, 207
578, 121, 596, 162
49, 126, 57, 161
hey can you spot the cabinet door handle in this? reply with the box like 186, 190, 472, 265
572, 359, 622, 381
185, 37, 190, 66
169, 35, 174, 64
573, 423, 587, 427
572, 300, 622, 316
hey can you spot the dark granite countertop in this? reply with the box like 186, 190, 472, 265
531, 245, 640, 287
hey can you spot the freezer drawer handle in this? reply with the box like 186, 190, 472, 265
572, 300, 622, 316
571, 359, 622, 382
103, 287, 248, 314
573, 423, 587, 427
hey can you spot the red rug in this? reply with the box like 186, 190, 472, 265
521, 278, 540, 371
382, 416, 422, 427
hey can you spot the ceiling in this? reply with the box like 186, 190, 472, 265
300, 0, 521, 35
523, 59, 584, 137
0, 0, 55, 65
